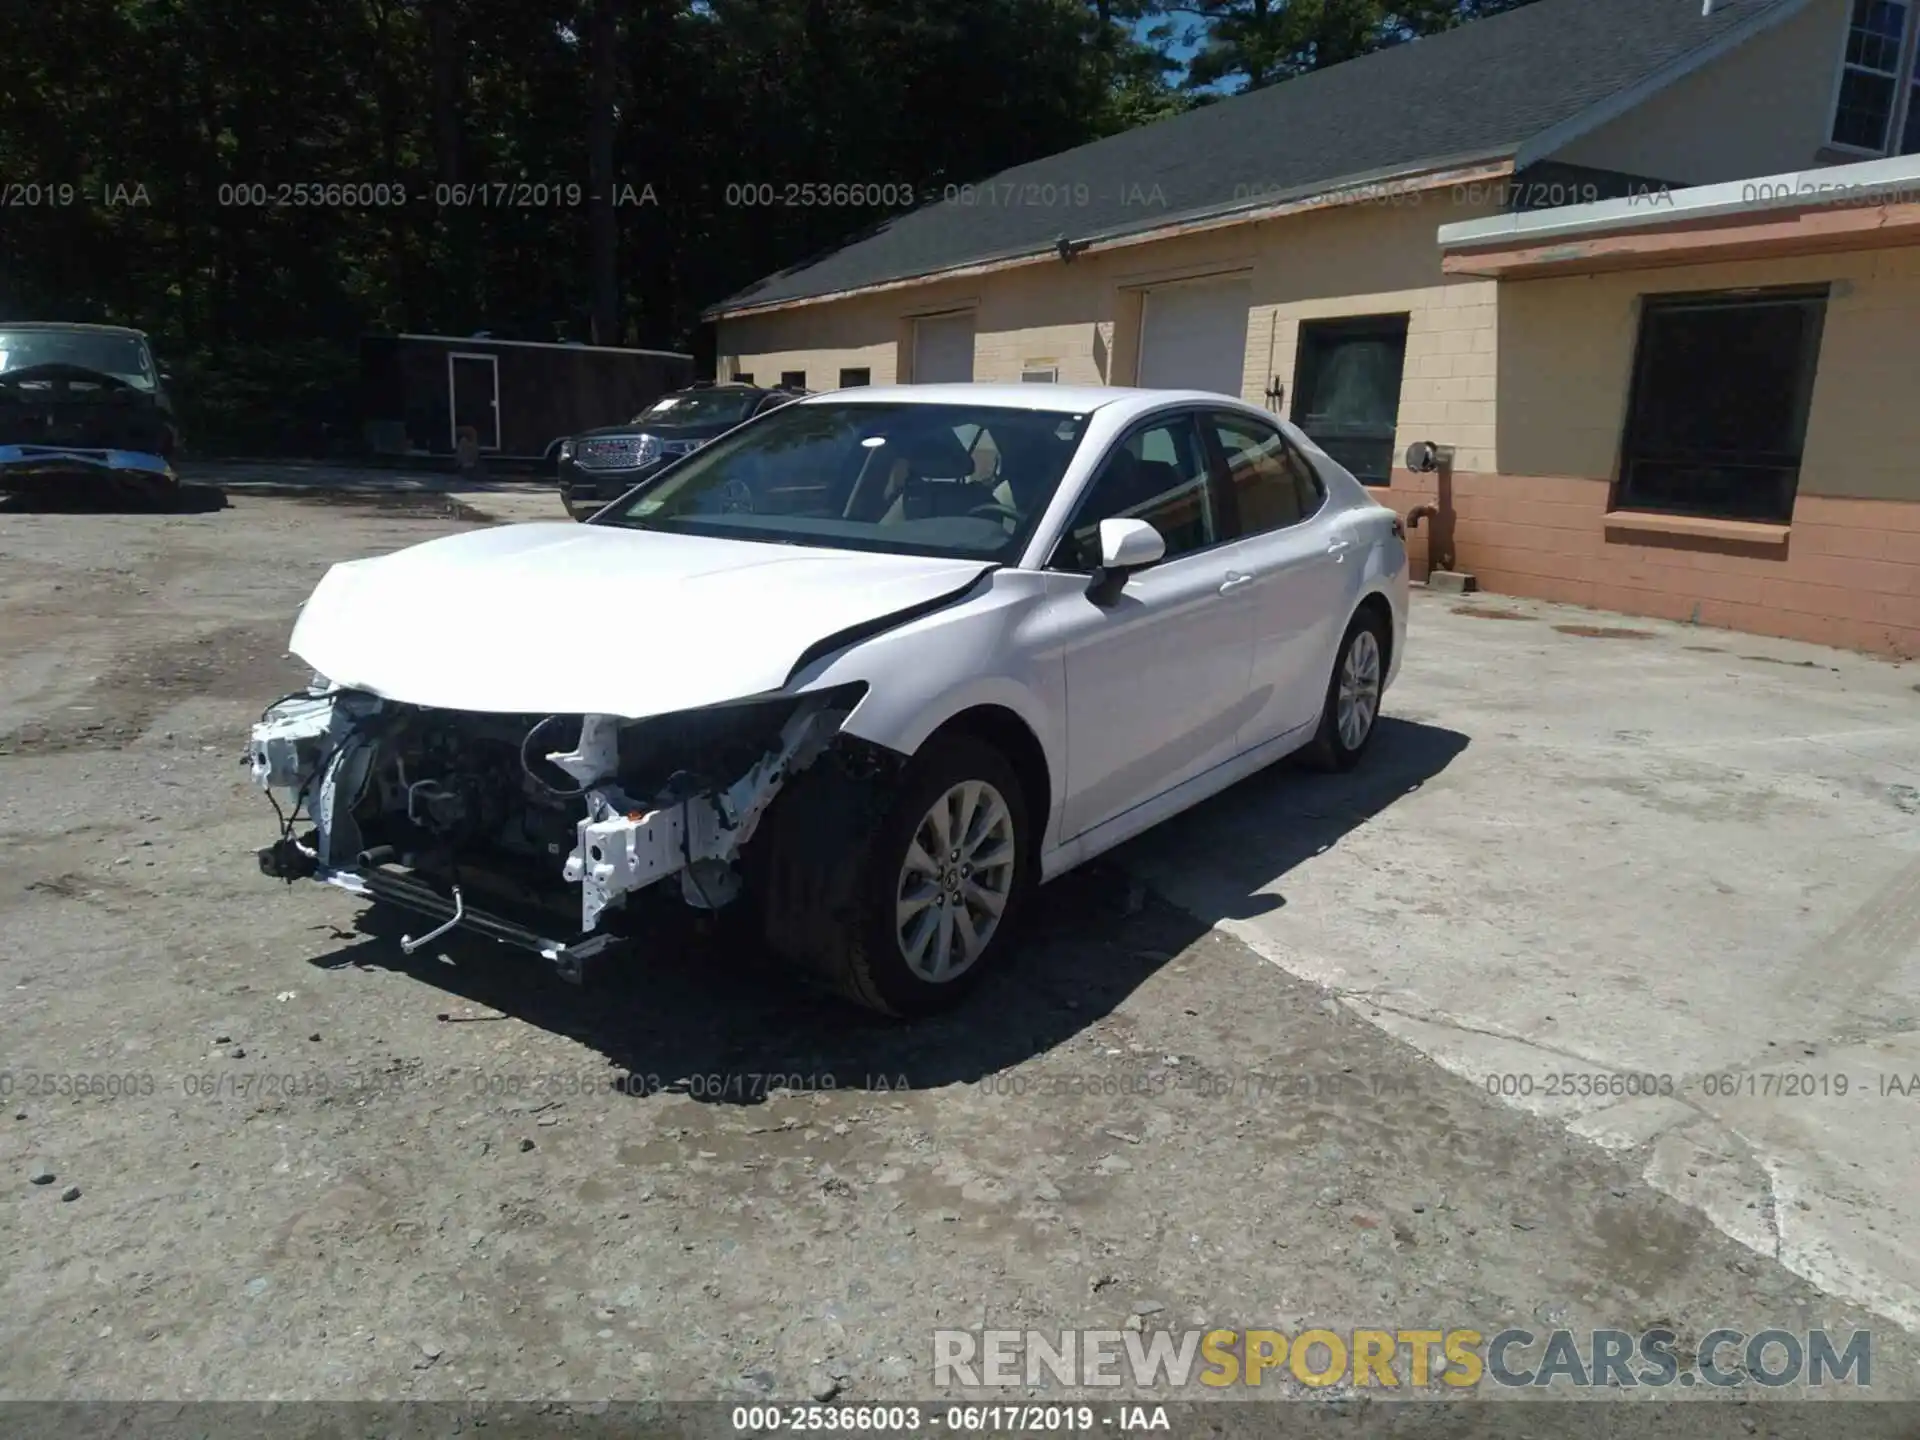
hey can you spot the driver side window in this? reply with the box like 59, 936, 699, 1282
1052, 415, 1217, 571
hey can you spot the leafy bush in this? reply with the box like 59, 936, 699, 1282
166, 341, 362, 459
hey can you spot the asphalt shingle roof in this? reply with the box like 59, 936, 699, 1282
710, 0, 1800, 315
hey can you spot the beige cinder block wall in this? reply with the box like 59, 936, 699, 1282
1554, 0, 1851, 185
717, 186, 1506, 473
1433, 247, 1920, 658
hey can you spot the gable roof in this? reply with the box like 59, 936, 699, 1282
708, 0, 1808, 318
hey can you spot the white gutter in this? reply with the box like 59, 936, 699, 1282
1438, 151, 1920, 252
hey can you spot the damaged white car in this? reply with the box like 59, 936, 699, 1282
249, 385, 1408, 1016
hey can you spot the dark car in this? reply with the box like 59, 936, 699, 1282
0, 322, 181, 502
556, 382, 806, 519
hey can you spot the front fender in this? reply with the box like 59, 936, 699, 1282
793, 571, 1067, 837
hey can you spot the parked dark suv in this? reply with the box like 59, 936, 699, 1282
556, 382, 807, 519
0, 323, 181, 502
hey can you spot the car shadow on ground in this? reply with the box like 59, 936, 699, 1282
305, 716, 1469, 1103
1, 480, 228, 513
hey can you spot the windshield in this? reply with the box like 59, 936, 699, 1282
596, 400, 1092, 562
0, 329, 156, 389
633, 389, 761, 427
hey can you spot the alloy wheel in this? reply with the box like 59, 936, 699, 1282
1336, 628, 1382, 751
894, 779, 1017, 982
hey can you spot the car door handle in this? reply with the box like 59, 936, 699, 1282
1218, 573, 1255, 596
1327, 538, 1353, 561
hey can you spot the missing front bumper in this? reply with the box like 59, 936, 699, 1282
251, 688, 857, 966
259, 844, 620, 983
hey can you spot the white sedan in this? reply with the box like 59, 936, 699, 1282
248, 384, 1408, 1015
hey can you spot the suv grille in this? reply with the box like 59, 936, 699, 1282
575, 436, 648, 471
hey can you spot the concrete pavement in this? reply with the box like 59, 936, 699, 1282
174, 462, 1920, 1330
1124, 588, 1920, 1332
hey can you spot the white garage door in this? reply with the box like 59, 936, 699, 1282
1136, 278, 1251, 397
912, 312, 976, 383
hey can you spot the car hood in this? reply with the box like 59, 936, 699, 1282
288, 522, 993, 717
575, 418, 737, 441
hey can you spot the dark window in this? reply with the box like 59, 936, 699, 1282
731, 371, 754, 384
1291, 315, 1408, 486
1208, 413, 1324, 536
780, 370, 806, 389
839, 367, 871, 387
1616, 288, 1828, 525
640, 389, 758, 426
1831, 0, 1910, 149
1904, 23, 1920, 153
1053, 415, 1218, 571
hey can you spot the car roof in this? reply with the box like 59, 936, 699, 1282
0, 321, 148, 337
795, 383, 1265, 418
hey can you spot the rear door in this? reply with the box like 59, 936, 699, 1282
1203, 410, 1353, 746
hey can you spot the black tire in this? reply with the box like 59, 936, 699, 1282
1305, 607, 1389, 773
758, 733, 1033, 1018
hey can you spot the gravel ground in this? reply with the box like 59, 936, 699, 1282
1, 491, 1914, 1411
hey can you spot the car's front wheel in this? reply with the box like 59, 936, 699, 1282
761, 733, 1032, 1017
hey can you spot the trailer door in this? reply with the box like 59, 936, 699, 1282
449, 352, 501, 451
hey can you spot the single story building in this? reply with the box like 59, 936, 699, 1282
1425, 155, 1919, 657
705, 0, 1920, 656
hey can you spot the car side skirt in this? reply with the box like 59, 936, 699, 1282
1037, 715, 1318, 883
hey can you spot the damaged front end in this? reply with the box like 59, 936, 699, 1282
247, 680, 863, 981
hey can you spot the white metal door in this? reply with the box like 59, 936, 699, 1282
1136, 278, 1251, 397
448, 352, 501, 450
912, 312, 976, 383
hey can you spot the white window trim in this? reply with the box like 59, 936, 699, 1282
1021, 365, 1060, 383
1825, 0, 1920, 155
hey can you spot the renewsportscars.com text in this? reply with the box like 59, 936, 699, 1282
933, 1326, 1872, 1390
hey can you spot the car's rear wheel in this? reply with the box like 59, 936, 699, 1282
1305, 607, 1387, 772
759, 734, 1032, 1017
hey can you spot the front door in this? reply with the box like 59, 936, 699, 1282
449, 352, 501, 451
1047, 412, 1257, 840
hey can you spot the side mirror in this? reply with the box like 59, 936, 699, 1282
1088, 517, 1165, 604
